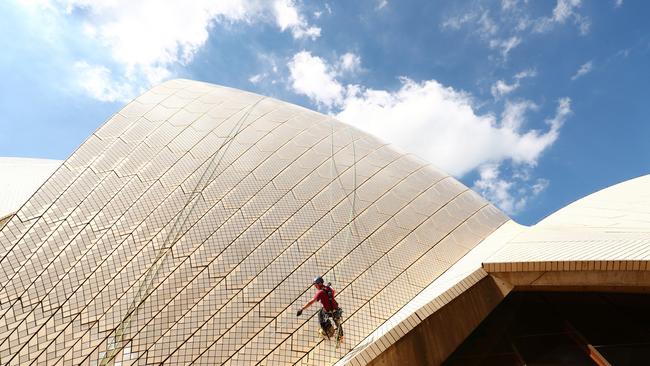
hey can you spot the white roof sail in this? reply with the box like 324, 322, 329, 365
0, 157, 62, 218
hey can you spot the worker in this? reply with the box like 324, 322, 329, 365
297, 276, 343, 342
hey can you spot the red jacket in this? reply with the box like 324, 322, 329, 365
312, 286, 338, 311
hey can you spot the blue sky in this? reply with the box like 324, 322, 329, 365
1, 0, 649, 225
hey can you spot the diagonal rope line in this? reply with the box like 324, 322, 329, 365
99, 96, 265, 365
329, 124, 359, 286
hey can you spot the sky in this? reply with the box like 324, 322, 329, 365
1, 0, 649, 225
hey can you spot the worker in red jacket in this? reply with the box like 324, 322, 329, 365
297, 276, 343, 341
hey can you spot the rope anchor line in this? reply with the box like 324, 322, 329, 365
99, 97, 264, 365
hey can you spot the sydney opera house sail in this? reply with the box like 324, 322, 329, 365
1, 79, 648, 365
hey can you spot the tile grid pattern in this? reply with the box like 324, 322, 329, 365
0, 79, 507, 365
339, 268, 490, 366
484, 174, 650, 275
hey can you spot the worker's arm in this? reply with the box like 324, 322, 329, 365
297, 294, 319, 316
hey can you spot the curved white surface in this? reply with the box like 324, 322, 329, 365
0, 157, 61, 218
0, 80, 508, 365
485, 173, 650, 270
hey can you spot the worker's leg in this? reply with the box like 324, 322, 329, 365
317, 309, 331, 338
333, 309, 343, 338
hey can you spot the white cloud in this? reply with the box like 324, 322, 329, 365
614, 0, 624, 7
21, 0, 319, 102
571, 60, 593, 80
491, 80, 518, 99
286, 51, 364, 107
473, 163, 549, 214
478, 11, 499, 36
552, 0, 581, 23
491, 69, 537, 99
288, 51, 571, 179
443, 0, 590, 61
65, 1, 265, 79
442, 9, 522, 60
288, 51, 345, 108
337, 79, 570, 177
548, 97, 572, 130
514, 68, 537, 80
442, 10, 497, 38
338, 53, 362, 73
501, 0, 519, 11
286, 51, 570, 213
474, 164, 523, 214
441, 12, 477, 31
534, 0, 590, 35
376, 0, 388, 10
273, 0, 321, 40
248, 73, 265, 84
441, 9, 520, 60
73, 61, 137, 103
616, 48, 631, 58
501, 100, 538, 130
489, 36, 521, 58
532, 178, 550, 195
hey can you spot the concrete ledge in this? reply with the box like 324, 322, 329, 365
491, 270, 650, 293
366, 275, 508, 366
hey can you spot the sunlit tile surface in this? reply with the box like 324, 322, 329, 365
0, 79, 508, 365
485, 174, 650, 274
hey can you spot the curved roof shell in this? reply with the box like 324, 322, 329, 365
0, 80, 509, 365
0, 157, 61, 219
484, 173, 650, 288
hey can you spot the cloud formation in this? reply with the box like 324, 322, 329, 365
73, 61, 137, 103
288, 51, 346, 108
473, 164, 550, 214
273, 0, 321, 40
489, 36, 522, 58
473, 97, 571, 214
288, 51, 570, 176
571, 61, 593, 80
534, 0, 590, 35
338, 53, 362, 73
491, 69, 537, 99
442, 0, 592, 60
20, 0, 320, 102
287, 51, 570, 213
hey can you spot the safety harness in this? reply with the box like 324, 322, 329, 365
323, 285, 338, 311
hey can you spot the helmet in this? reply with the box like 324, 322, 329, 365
312, 276, 324, 284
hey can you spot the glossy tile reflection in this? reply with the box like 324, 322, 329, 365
0, 80, 508, 365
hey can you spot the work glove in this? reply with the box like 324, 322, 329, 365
297, 309, 303, 316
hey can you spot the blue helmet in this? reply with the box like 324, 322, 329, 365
313, 276, 324, 284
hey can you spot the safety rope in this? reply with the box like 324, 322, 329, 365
99, 97, 265, 365
328, 122, 359, 287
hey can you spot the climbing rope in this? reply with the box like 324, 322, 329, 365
99, 96, 265, 365
328, 122, 359, 287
